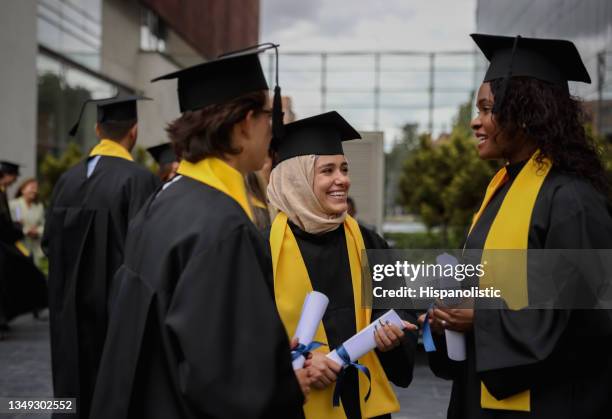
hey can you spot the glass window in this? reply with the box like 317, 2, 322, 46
37, 0, 102, 70
36, 53, 131, 165
140, 8, 167, 53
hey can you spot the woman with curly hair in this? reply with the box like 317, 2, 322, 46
422, 34, 612, 418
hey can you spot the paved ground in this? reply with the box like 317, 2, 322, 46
0, 313, 451, 419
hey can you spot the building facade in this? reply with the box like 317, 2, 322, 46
1, 0, 260, 182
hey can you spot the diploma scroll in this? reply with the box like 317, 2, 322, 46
437, 253, 467, 361
291, 291, 329, 369
326, 309, 404, 366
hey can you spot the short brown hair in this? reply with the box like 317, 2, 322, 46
166, 90, 267, 162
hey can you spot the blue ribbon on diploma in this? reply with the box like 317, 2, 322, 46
291, 341, 326, 361
332, 345, 372, 407
422, 305, 437, 352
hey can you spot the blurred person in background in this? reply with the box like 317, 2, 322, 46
0, 163, 47, 339
146, 142, 179, 182
43, 95, 159, 419
246, 170, 272, 230
10, 178, 45, 267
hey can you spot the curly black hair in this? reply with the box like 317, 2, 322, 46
491, 77, 610, 196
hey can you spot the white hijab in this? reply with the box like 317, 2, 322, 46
267, 155, 347, 234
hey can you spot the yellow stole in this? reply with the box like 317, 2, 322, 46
176, 157, 253, 221
270, 212, 400, 418
469, 151, 551, 412
89, 139, 134, 161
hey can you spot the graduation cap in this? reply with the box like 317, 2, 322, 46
0, 161, 20, 176
274, 111, 361, 163
146, 143, 177, 166
151, 43, 285, 146
69, 95, 151, 136
471, 34, 591, 112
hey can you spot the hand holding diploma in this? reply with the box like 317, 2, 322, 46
304, 351, 342, 390
324, 310, 416, 406
374, 318, 417, 352
291, 291, 329, 369
290, 337, 313, 400
326, 310, 412, 367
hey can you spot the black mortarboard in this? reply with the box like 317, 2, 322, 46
471, 34, 591, 112
472, 34, 591, 85
275, 111, 361, 163
146, 143, 177, 166
69, 95, 151, 136
151, 43, 276, 113
0, 161, 20, 175
151, 43, 285, 148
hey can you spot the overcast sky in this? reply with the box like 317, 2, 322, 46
261, 0, 479, 145
262, 0, 477, 52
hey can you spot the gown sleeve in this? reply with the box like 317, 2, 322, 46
164, 224, 304, 419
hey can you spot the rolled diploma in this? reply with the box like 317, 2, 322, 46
436, 253, 467, 361
326, 309, 404, 366
292, 291, 329, 369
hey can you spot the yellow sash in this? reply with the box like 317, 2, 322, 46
176, 158, 253, 221
270, 212, 400, 418
469, 151, 551, 412
89, 139, 134, 161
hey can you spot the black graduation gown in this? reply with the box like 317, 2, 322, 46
288, 222, 418, 419
90, 175, 304, 419
42, 155, 158, 418
427, 163, 612, 419
0, 189, 47, 326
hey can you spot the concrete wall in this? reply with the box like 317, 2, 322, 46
0, 0, 38, 186
135, 52, 182, 148
100, 0, 141, 89
343, 131, 385, 232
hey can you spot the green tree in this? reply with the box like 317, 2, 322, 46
385, 123, 419, 215
398, 101, 498, 246
38, 142, 84, 204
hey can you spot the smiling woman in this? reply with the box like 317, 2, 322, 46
267, 111, 419, 419
313, 155, 351, 215
424, 33, 612, 419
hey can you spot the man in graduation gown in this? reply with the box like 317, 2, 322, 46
90, 45, 304, 419
42, 96, 159, 418
423, 34, 612, 418
0, 161, 47, 338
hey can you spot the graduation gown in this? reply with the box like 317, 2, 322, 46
287, 222, 418, 419
90, 174, 304, 419
427, 162, 612, 418
43, 155, 158, 418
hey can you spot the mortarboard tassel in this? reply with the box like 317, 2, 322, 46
69, 98, 95, 137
